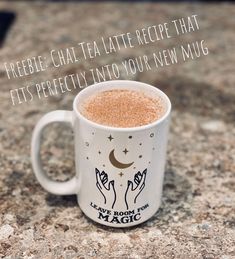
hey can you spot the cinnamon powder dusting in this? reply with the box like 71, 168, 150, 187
80, 89, 165, 128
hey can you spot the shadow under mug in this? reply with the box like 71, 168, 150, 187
31, 80, 171, 227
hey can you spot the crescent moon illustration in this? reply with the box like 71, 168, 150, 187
109, 149, 134, 169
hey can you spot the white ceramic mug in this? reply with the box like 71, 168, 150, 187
31, 80, 171, 227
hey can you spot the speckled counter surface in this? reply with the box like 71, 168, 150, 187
0, 1, 235, 258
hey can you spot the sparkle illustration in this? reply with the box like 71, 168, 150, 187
109, 149, 134, 169
108, 135, 114, 141
123, 148, 129, 155
119, 172, 124, 177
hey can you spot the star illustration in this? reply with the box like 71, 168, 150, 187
123, 148, 129, 155
108, 135, 114, 141
119, 172, 124, 177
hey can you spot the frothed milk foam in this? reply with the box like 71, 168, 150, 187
79, 89, 165, 128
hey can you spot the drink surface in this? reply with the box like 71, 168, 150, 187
79, 89, 165, 128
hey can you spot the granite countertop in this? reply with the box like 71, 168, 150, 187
0, 1, 234, 258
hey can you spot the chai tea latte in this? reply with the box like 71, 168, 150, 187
79, 89, 165, 128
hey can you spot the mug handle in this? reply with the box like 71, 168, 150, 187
31, 110, 78, 195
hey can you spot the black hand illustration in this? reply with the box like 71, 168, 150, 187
95, 168, 116, 209
125, 169, 147, 210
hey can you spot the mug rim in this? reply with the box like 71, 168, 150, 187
73, 80, 171, 132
